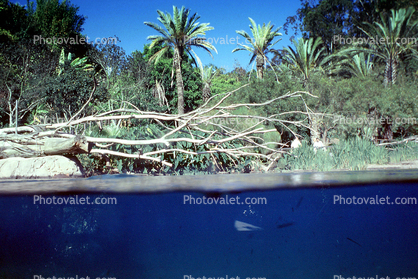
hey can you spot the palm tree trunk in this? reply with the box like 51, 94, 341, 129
202, 83, 211, 102
392, 57, 397, 85
174, 49, 185, 115
384, 59, 390, 86
256, 54, 264, 79
384, 56, 397, 86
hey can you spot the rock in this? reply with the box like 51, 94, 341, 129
291, 137, 301, 149
0, 155, 84, 179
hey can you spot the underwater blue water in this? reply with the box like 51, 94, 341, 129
0, 180, 417, 279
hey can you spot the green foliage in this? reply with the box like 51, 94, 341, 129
0, 0, 33, 42
332, 52, 374, 79
40, 65, 108, 117
140, 44, 202, 113
233, 17, 282, 79
144, 5, 216, 114
280, 137, 418, 172
280, 137, 387, 172
57, 48, 93, 75
87, 37, 126, 88
211, 70, 245, 96
0, 39, 57, 126
283, 0, 418, 50
31, 0, 85, 46
388, 142, 418, 163
353, 7, 418, 86
282, 37, 326, 87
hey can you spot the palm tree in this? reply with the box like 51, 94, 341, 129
282, 37, 326, 87
355, 7, 418, 86
144, 6, 217, 114
282, 37, 327, 144
196, 61, 219, 103
232, 18, 282, 79
337, 52, 374, 79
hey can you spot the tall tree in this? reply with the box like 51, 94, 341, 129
232, 17, 282, 79
355, 7, 418, 85
283, 0, 418, 52
282, 37, 326, 87
0, 0, 32, 42
87, 37, 126, 89
31, 0, 85, 40
198, 65, 219, 103
144, 6, 217, 115
283, 0, 354, 50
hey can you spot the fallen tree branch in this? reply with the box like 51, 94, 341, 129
90, 149, 172, 167
0, 135, 89, 158
0, 86, 318, 171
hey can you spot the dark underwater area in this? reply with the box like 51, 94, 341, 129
0, 180, 418, 279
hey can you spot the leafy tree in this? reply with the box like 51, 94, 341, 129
283, 0, 354, 48
231, 60, 247, 82
144, 6, 217, 115
283, 0, 418, 51
30, 0, 85, 45
117, 44, 202, 114
40, 64, 108, 118
232, 17, 282, 79
211, 71, 244, 98
0, 40, 57, 126
101, 49, 166, 114
0, 0, 33, 42
87, 37, 126, 89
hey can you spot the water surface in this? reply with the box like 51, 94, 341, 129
0, 170, 417, 279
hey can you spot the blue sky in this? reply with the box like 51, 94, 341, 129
15, 0, 302, 71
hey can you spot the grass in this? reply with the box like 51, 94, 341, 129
278, 138, 418, 172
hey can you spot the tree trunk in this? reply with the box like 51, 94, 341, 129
384, 55, 397, 86
202, 83, 211, 102
0, 134, 90, 159
174, 48, 185, 115
392, 57, 397, 85
256, 54, 264, 79
309, 114, 320, 144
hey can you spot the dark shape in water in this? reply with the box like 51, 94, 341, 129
296, 197, 304, 209
277, 222, 295, 229
347, 237, 362, 247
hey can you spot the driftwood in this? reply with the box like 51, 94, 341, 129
0, 133, 89, 158
376, 136, 418, 146
0, 84, 319, 170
